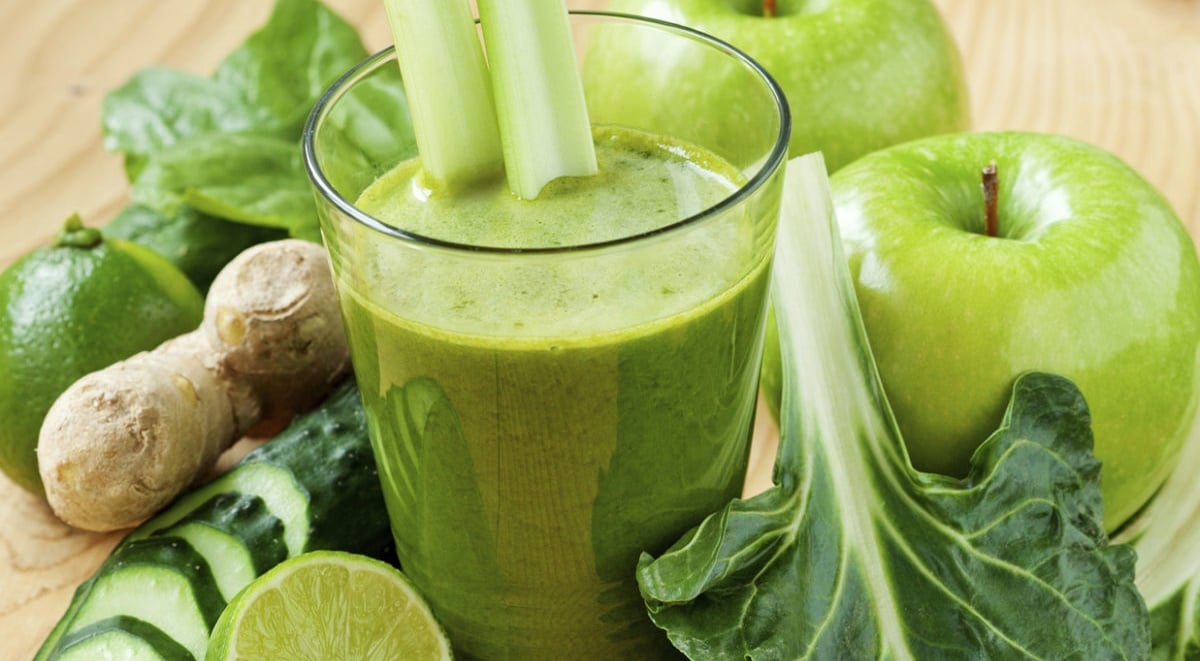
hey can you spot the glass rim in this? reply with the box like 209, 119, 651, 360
301, 9, 792, 256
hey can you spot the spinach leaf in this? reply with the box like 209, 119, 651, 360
101, 68, 262, 180
214, 0, 367, 136
636, 154, 1150, 659
101, 0, 375, 242
316, 66, 418, 196
131, 134, 317, 239
105, 204, 286, 293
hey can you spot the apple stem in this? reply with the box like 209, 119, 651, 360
982, 161, 999, 238
763, 0, 776, 17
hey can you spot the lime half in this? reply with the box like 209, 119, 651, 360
206, 551, 452, 660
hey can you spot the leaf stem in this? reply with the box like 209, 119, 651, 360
477, 0, 598, 199
382, 0, 503, 190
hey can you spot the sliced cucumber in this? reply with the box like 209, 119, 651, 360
128, 463, 308, 557
55, 616, 193, 661
251, 388, 392, 556
37, 381, 393, 659
70, 538, 224, 660
154, 493, 287, 600
34, 577, 98, 661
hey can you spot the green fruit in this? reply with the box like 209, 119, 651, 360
0, 214, 204, 495
588, 0, 969, 171
206, 550, 452, 661
763, 131, 1200, 531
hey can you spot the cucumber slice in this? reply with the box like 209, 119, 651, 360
125, 382, 390, 559
250, 389, 390, 556
55, 616, 193, 661
128, 463, 308, 557
33, 577, 97, 661
69, 537, 224, 660
155, 493, 287, 600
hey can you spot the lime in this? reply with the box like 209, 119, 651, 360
206, 551, 452, 661
0, 214, 204, 495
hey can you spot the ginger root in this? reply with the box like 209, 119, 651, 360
38, 239, 349, 531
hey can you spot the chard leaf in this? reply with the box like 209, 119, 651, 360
131, 134, 317, 238
636, 154, 1149, 659
214, 0, 367, 136
1118, 417, 1200, 660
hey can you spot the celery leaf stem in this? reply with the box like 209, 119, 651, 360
477, 0, 598, 199
383, 0, 503, 189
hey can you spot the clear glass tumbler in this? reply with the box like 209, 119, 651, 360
304, 12, 789, 659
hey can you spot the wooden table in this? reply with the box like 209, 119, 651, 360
2, 1, 1198, 658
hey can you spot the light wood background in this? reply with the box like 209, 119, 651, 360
2, 1, 1198, 658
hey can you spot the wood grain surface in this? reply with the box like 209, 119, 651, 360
2, 1, 1198, 658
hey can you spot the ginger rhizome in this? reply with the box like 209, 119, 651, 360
37, 240, 349, 531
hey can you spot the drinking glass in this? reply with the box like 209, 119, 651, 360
304, 12, 789, 659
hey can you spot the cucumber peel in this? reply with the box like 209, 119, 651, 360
56, 616, 194, 661
70, 538, 225, 660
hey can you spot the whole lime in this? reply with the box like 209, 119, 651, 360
0, 214, 204, 496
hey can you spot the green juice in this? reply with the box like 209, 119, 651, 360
339, 127, 772, 659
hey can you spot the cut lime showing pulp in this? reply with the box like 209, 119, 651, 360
206, 551, 451, 660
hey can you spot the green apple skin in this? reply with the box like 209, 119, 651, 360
779, 131, 1200, 530
594, 0, 970, 172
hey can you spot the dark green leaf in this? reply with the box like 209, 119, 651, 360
100, 0, 376, 241
105, 204, 286, 292
1148, 588, 1200, 660
1118, 417, 1200, 660
636, 154, 1149, 659
316, 67, 418, 196
101, 68, 262, 180
214, 0, 368, 136
131, 134, 317, 238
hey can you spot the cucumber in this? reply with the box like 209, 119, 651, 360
70, 537, 225, 660
35, 578, 97, 661
129, 462, 308, 555
250, 392, 392, 556
55, 616, 193, 661
154, 493, 288, 600
36, 380, 393, 659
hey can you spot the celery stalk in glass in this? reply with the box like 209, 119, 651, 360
382, 0, 502, 189
476, 0, 598, 199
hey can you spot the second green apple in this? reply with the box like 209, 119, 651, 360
593, 0, 969, 171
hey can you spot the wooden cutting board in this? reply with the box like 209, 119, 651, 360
2, 1, 1198, 658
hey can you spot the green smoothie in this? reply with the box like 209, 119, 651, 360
339, 127, 772, 659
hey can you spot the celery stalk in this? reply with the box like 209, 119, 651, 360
383, 0, 502, 189
476, 0, 598, 200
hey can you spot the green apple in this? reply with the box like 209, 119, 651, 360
771, 131, 1200, 530
588, 0, 970, 172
